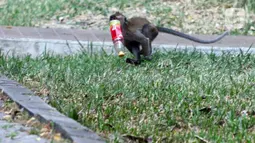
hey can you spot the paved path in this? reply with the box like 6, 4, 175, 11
0, 26, 254, 48
0, 100, 50, 143
0, 26, 254, 58
0, 75, 105, 143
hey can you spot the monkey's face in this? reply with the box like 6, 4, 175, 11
109, 12, 127, 24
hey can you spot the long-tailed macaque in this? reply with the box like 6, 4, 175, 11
109, 12, 229, 65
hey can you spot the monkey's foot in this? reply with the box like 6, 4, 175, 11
126, 58, 141, 65
144, 56, 152, 61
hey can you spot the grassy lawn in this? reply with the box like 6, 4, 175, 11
0, 49, 255, 142
0, 0, 255, 142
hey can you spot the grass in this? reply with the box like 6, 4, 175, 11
0, 48, 255, 142
6, 132, 18, 139
1, 124, 14, 130
247, 0, 255, 13
0, 0, 253, 142
0, 0, 154, 26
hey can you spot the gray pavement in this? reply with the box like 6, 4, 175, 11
0, 75, 105, 143
0, 26, 253, 47
0, 100, 50, 143
0, 26, 254, 58
0, 120, 50, 143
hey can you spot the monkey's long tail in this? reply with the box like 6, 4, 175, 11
156, 26, 229, 44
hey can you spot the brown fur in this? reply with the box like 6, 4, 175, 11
110, 12, 158, 65
109, 12, 229, 65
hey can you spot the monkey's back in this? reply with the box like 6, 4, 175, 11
127, 17, 151, 32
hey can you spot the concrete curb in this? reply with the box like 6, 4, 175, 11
0, 37, 254, 58
0, 75, 105, 143
0, 26, 254, 57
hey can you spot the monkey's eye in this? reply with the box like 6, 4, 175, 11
110, 15, 116, 20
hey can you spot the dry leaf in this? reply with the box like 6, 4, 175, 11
195, 135, 210, 143
40, 127, 50, 133
43, 122, 52, 131
53, 133, 62, 141
199, 107, 212, 114
6, 26, 12, 29
40, 132, 49, 138
26, 117, 36, 126
3, 115, 12, 121
4, 109, 13, 115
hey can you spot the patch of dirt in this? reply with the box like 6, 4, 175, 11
0, 93, 70, 143
0, 0, 5, 6
38, 0, 255, 35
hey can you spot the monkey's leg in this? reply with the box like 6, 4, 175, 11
142, 24, 159, 41
142, 38, 153, 61
140, 24, 159, 60
133, 30, 152, 58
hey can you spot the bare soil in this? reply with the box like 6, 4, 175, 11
39, 0, 255, 35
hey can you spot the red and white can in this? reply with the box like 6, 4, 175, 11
110, 20, 125, 57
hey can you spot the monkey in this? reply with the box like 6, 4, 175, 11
109, 12, 229, 65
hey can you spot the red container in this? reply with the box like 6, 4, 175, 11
110, 20, 124, 42
110, 20, 125, 57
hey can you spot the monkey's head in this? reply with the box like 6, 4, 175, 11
109, 12, 127, 24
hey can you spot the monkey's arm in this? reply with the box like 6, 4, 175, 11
126, 46, 141, 65
124, 40, 141, 65
124, 30, 151, 65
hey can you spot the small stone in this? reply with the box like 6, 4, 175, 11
59, 17, 65, 23
36, 137, 41, 141
241, 110, 248, 116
